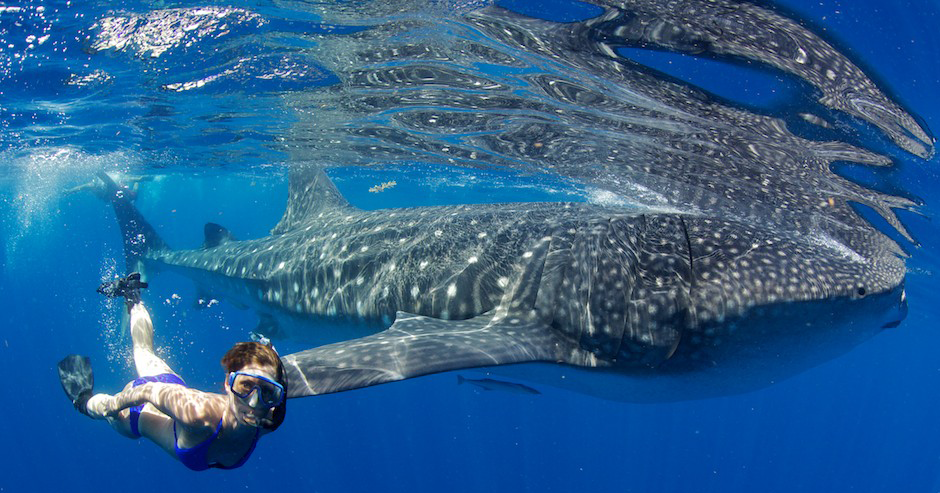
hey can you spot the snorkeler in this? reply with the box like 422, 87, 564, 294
57, 273, 287, 471
63, 172, 163, 201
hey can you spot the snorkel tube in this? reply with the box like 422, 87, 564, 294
265, 347, 287, 431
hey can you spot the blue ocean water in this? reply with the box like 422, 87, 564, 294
1, 0, 939, 491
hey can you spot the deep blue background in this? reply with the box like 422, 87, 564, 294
1, 0, 939, 492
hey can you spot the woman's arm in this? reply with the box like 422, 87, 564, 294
86, 383, 219, 428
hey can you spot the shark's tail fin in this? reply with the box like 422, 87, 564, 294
97, 172, 169, 272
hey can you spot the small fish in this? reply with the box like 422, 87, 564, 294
457, 375, 540, 395
368, 180, 397, 193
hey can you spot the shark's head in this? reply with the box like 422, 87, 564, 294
535, 212, 909, 381
662, 217, 910, 390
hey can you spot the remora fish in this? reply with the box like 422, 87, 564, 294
457, 375, 541, 395
99, 166, 907, 402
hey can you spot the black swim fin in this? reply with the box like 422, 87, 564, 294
97, 272, 148, 311
58, 355, 94, 416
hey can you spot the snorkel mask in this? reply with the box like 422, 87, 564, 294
228, 371, 286, 409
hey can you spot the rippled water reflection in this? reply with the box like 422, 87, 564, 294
1, 0, 934, 275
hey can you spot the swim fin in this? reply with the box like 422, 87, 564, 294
58, 354, 94, 416
97, 272, 148, 311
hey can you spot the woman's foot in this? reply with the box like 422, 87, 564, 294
97, 272, 148, 311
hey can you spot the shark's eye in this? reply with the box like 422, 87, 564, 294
857, 287, 867, 297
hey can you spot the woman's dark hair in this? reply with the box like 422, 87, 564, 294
221, 341, 288, 431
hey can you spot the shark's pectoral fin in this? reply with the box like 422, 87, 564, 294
282, 311, 577, 397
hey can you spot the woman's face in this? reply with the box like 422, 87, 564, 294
225, 363, 281, 428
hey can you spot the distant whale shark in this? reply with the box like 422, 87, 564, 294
99, 166, 907, 402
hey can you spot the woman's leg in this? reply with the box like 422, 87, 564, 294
107, 302, 180, 438
129, 302, 176, 378
106, 382, 137, 438
96, 273, 176, 378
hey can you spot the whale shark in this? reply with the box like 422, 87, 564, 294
99, 166, 907, 402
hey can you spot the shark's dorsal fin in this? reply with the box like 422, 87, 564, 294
203, 222, 236, 248
271, 165, 351, 235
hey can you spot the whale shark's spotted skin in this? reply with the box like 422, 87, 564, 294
104, 166, 907, 401
95, 0, 925, 401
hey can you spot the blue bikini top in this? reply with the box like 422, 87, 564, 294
173, 419, 259, 471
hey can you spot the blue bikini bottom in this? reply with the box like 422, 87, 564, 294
127, 373, 187, 438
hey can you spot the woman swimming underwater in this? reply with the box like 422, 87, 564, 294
58, 273, 287, 471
